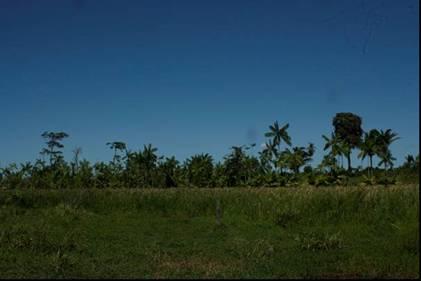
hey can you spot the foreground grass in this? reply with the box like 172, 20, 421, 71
0, 185, 419, 278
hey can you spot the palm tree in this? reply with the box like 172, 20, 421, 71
276, 150, 290, 174
142, 144, 160, 187
283, 144, 314, 175
319, 154, 338, 175
264, 121, 292, 176
358, 129, 380, 176
261, 140, 278, 171
376, 129, 399, 171
378, 149, 396, 171
305, 143, 315, 162
160, 156, 180, 188
404, 154, 415, 169
258, 147, 273, 174
322, 133, 344, 169
265, 121, 292, 152
284, 147, 304, 174
338, 141, 351, 171
377, 129, 399, 151
184, 153, 214, 187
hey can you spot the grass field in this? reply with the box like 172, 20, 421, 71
0, 185, 419, 278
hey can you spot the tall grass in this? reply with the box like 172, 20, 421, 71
0, 185, 418, 278
1, 185, 418, 223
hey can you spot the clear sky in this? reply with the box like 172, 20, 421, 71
0, 0, 419, 168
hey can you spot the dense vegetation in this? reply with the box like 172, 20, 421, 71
1, 112, 418, 278
0, 185, 418, 278
1, 112, 418, 189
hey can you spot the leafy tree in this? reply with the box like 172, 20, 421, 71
125, 144, 161, 188
213, 162, 227, 187
159, 156, 181, 188
223, 144, 255, 187
94, 162, 116, 188
332, 113, 363, 172
258, 146, 273, 174
0, 163, 25, 189
242, 155, 261, 186
40, 131, 69, 166
283, 144, 315, 175
141, 144, 161, 187
276, 150, 290, 174
106, 141, 127, 165
75, 159, 94, 188
184, 153, 214, 187
318, 154, 338, 175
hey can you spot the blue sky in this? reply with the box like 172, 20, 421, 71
0, 0, 419, 168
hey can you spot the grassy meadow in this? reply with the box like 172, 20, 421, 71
0, 184, 419, 278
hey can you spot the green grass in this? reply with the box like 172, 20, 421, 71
0, 185, 419, 278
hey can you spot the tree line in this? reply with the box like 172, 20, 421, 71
0, 112, 419, 189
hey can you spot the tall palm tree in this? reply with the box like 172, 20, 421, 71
378, 149, 396, 171
377, 129, 399, 152
261, 140, 278, 171
358, 129, 380, 176
265, 121, 292, 175
338, 141, 351, 171
376, 129, 399, 171
265, 121, 292, 152
322, 133, 344, 169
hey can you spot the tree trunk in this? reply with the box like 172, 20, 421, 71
347, 153, 352, 172
369, 155, 373, 177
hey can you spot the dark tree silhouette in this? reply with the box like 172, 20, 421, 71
40, 131, 69, 166
358, 129, 380, 176
106, 141, 127, 164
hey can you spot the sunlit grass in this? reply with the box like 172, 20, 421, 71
0, 185, 418, 278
